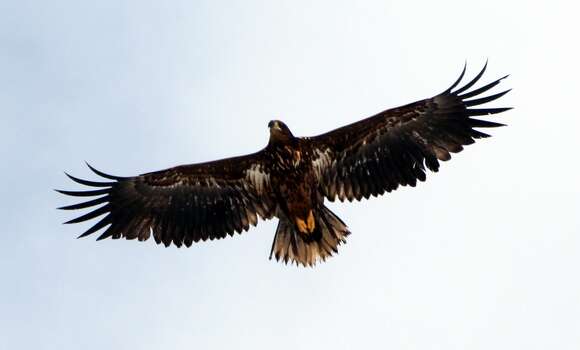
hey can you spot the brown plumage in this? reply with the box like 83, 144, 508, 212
58, 63, 511, 266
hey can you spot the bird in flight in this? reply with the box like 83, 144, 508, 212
58, 63, 511, 267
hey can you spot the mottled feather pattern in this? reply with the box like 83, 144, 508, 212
59, 63, 511, 267
314, 62, 511, 202
59, 156, 276, 247
245, 163, 271, 195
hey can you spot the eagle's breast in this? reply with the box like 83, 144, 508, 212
268, 140, 322, 234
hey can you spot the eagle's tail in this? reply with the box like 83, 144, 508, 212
269, 206, 350, 267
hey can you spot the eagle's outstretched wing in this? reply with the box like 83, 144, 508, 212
311, 63, 511, 202
58, 152, 276, 247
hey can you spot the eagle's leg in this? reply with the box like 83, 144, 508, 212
294, 210, 316, 234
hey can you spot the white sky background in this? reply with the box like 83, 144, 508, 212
1, 1, 579, 349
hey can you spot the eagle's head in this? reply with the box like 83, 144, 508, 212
268, 120, 294, 144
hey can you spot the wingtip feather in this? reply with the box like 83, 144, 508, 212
464, 89, 512, 107
85, 162, 126, 181
65, 172, 114, 187
453, 61, 488, 95
444, 62, 467, 93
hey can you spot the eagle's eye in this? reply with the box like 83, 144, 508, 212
268, 120, 275, 128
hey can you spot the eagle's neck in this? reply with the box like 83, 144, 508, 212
268, 130, 295, 148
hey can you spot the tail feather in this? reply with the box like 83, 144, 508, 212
269, 206, 350, 267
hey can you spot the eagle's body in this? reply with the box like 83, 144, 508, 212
59, 63, 511, 266
263, 128, 351, 263
269, 132, 321, 233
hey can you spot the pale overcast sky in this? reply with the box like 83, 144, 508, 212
1, 1, 579, 349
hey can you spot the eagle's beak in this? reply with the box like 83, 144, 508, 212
269, 120, 282, 131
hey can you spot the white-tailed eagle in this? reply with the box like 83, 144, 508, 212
58, 63, 511, 266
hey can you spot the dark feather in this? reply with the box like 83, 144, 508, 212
453, 60, 487, 94
58, 195, 110, 210
65, 173, 114, 187
311, 62, 510, 202
77, 215, 112, 238
55, 189, 110, 197
65, 204, 111, 224
467, 108, 512, 116
60, 154, 275, 246
86, 162, 128, 181
464, 89, 511, 107
444, 62, 467, 93
459, 75, 509, 99
96, 224, 121, 241
468, 119, 506, 128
